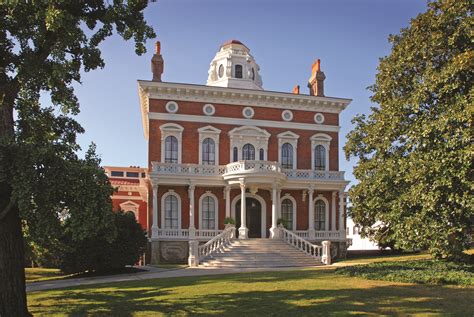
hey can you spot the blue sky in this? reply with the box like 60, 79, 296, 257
72, 0, 427, 186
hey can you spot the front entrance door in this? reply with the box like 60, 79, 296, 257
236, 198, 262, 238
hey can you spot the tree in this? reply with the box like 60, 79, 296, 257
60, 211, 147, 274
0, 2, 155, 315
345, 0, 472, 261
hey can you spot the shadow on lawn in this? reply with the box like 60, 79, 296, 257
28, 270, 474, 316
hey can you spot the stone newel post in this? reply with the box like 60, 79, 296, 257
188, 240, 199, 267
322, 240, 331, 265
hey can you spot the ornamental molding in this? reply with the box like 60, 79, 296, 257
138, 81, 351, 139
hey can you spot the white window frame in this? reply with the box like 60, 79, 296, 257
313, 195, 329, 231
119, 201, 140, 220
277, 131, 299, 169
198, 126, 221, 165
161, 190, 182, 229
310, 133, 332, 171
165, 101, 179, 114
198, 191, 219, 230
160, 123, 184, 164
280, 194, 297, 231
229, 126, 270, 161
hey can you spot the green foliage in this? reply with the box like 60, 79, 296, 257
344, 0, 473, 261
336, 259, 474, 286
59, 211, 147, 274
277, 218, 289, 229
223, 217, 235, 225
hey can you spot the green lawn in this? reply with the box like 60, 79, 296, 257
25, 268, 71, 283
28, 268, 473, 316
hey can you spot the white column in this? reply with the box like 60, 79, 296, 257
308, 186, 315, 240
188, 184, 196, 239
331, 191, 337, 231
339, 190, 345, 231
277, 189, 282, 218
238, 178, 248, 239
225, 185, 231, 218
270, 183, 279, 238
151, 184, 159, 239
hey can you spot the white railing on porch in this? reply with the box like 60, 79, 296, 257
295, 230, 345, 240
157, 229, 222, 240
151, 161, 345, 180
280, 226, 331, 264
198, 226, 235, 261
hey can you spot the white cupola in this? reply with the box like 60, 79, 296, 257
207, 40, 263, 90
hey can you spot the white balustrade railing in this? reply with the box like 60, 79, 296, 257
188, 225, 236, 267
151, 161, 345, 180
196, 229, 223, 238
280, 226, 323, 261
157, 229, 189, 239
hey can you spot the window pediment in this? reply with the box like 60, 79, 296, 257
229, 126, 270, 139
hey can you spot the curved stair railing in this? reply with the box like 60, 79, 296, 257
188, 225, 236, 267
279, 225, 331, 265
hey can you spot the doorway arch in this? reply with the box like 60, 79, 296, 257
231, 193, 267, 238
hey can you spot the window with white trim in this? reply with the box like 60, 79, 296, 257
163, 193, 180, 229
242, 143, 255, 160
160, 123, 184, 164
229, 126, 270, 161
314, 199, 326, 231
281, 198, 294, 230
200, 194, 217, 230
202, 138, 215, 165
198, 126, 220, 165
310, 133, 331, 171
281, 143, 293, 169
277, 131, 299, 169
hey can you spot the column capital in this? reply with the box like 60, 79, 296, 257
308, 185, 315, 195
239, 178, 246, 189
151, 179, 159, 189
332, 191, 337, 197
272, 182, 279, 191
188, 183, 196, 195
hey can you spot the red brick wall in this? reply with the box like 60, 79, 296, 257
111, 197, 148, 230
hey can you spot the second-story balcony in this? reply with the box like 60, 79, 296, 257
151, 160, 345, 182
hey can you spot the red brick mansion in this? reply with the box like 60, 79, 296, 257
112, 40, 351, 265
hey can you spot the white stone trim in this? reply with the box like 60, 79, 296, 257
160, 123, 184, 164
280, 194, 297, 231
165, 101, 179, 113
281, 110, 293, 121
198, 125, 221, 165
198, 192, 219, 230
150, 112, 340, 134
203, 104, 215, 116
313, 195, 330, 231
229, 126, 270, 161
242, 107, 255, 119
311, 133, 332, 171
314, 113, 325, 124
161, 191, 182, 229
277, 131, 299, 169
119, 201, 140, 219
231, 193, 267, 238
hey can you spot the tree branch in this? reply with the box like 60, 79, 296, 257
0, 198, 15, 221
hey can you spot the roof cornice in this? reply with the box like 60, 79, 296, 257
138, 81, 351, 140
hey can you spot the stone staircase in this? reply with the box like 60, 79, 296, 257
199, 238, 323, 268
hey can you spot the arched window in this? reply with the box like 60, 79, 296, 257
259, 148, 264, 160
235, 65, 243, 78
202, 138, 215, 165
281, 198, 294, 230
201, 196, 216, 230
242, 143, 255, 160
164, 195, 179, 229
314, 200, 326, 231
233, 147, 238, 162
165, 136, 178, 163
281, 143, 293, 169
314, 145, 326, 171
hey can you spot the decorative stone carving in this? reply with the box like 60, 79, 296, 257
160, 241, 188, 263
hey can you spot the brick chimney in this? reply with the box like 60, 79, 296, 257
151, 41, 164, 82
307, 59, 326, 97
292, 85, 300, 94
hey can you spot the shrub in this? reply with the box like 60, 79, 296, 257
223, 217, 235, 225
59, 211, 147, 274
277, 218, 289, 229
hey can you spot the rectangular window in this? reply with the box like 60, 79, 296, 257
126, 172, 139, 178
111, 171, 124, 177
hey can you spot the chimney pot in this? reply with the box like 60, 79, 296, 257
151, 41, 164, 82
155, 41, 161, 54
308, 58, 325, 97
292, 85, 300, 94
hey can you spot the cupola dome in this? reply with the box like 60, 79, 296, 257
206, 40, 263, 90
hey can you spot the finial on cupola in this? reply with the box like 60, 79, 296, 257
151, 41, 164, 82
308, 59, 326, 97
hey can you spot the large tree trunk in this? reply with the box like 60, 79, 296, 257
0, 82, 30, 316
0, 206, 29, 317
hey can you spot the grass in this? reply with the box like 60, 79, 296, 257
28, 268, 474, 316
25, 268, 71, 283
336, 259, 474, 286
